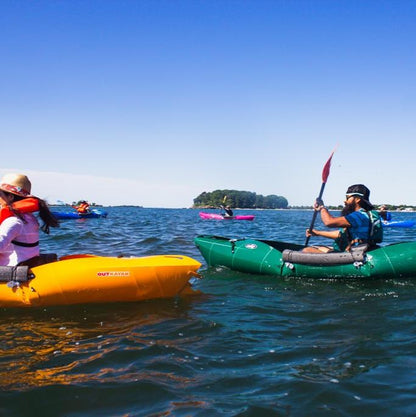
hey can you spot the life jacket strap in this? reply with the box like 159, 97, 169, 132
11, 240, 39, 247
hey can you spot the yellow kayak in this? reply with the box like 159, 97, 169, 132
0, 254, 201, 308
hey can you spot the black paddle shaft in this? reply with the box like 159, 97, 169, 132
305, 182, 326, 246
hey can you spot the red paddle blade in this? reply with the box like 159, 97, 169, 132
322, 151, 334, 183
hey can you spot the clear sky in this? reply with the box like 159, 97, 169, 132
1, 0, 415, 207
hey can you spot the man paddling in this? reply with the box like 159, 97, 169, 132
304, 184, 382, 253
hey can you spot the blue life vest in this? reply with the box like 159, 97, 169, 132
334, 209, 382, 251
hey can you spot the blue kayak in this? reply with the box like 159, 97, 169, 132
382, 220, 415, 228
51, 209, 108, 219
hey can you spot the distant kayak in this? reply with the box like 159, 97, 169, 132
199, 212, 255, 221
382, 220, 415, 228
51, 209, 108, 219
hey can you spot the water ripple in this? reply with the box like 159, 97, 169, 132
1, 208, 416, 416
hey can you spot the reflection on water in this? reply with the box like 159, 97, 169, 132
0, 298, 198, 391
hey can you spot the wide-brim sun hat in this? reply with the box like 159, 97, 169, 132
0, 173, 32, 197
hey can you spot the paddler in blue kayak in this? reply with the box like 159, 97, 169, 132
304, 184, 383, 253
378, 205, 392, 221
73, 200, 91, 215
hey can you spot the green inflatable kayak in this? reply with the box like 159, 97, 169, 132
194, 235, 416, 279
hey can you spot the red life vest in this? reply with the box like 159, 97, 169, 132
0, 197, 39, 224
76, 203, 90, 214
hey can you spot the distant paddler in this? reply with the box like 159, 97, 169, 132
72, 200, 91, 215
378, 205, 392, 221
219, 195, 234, 217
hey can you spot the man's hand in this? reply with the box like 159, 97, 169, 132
314, 198, 325, 211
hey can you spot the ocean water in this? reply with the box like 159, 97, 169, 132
1, 207, 416, 417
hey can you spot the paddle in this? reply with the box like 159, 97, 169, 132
305, 150, 335, 246
220, 195, 227, 215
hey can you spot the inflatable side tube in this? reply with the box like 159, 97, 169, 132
282, 245, 368, 266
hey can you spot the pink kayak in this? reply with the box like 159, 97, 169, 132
199, 212, 255, 221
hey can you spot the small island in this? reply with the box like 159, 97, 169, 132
193, 189, 288, 209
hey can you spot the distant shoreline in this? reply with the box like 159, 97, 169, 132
49, 205, 416, 212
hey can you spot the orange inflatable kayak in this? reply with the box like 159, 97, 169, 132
0, 254, 201, 308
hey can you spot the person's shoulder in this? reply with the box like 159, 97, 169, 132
346, 210, 362, 218
345, 209, 366, 224
1, 215, 23, 228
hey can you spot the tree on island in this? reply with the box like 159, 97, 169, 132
193, 189, 288, 209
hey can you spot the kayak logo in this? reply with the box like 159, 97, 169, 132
97, 271, 130, 277
245, 243, 257, 250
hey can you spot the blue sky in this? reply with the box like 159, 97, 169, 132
1, 1, 415, 207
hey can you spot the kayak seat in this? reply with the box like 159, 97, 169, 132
18, 253, 58, 268
282, 244, 368, 266
0, 254, 59, 283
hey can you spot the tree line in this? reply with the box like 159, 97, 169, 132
193, 189, 289, 209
